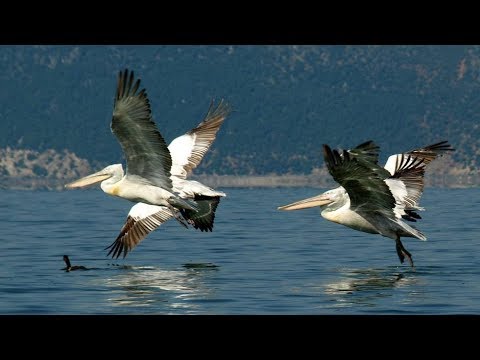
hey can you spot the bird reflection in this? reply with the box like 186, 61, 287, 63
100, 264, 218, 312
323, 267, 417, 308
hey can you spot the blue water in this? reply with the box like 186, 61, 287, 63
1, 187, 479, 314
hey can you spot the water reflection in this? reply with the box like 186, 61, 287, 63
323, 267, 418, 308
98, 264, 218, 313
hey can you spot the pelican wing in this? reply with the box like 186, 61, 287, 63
384, 140, 454, 175
347, 140, 381, 165
384, 140, 455, 209
323, 144, 395, 217
111, 69, 173, 189
169, 99, 232, 179
105, 203, 174, 259
387, 156, 428, 211
180, 195, 221, 232
406, 140, 455, 163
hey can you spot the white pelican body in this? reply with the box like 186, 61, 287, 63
94, 166, 176, 206
71, 164, 195, 209
319, 192, 378, 234
309, 186, 425, 240
279, 140, 454, 268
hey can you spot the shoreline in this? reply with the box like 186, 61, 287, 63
1, 172, 478, 191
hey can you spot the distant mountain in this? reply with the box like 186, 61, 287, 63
0, 45, 478, 176
0, 147, 92, 190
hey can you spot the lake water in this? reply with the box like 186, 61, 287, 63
0, 187, 479, 314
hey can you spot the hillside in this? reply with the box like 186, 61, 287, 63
0, 146, 475, 190
0, 45, 478, 184
0, 147, 91, 190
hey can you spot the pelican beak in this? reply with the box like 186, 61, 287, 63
65, 170, 113, 189
278, 194, 333, 211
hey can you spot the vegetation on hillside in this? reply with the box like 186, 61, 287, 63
0, 45, 478, 188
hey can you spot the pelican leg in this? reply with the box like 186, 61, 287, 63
395, 236, 414, 269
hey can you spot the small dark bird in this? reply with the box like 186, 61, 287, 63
63, 255, 88, 272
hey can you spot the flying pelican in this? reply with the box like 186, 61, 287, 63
65, 69, 199, 224
105, 100, 231, 259
278, 140, 454, 268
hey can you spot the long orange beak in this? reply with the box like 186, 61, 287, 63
277, 194, 333, 211
65, 170, 112, 189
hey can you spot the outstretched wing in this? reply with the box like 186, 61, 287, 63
169, 99, 232, 179
384, 140, 454, 175
384, 140, 455, 209
347, 140, 381, 165
111, 69, 173, 189
180, 196, 221, 232
105, 203, 174, 259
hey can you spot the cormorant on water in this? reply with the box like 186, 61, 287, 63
63, 255, 88, 272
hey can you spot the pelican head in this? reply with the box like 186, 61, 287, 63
278, 187, 344, 211
65, 164, 124, 189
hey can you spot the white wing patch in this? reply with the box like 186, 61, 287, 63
384, 153, 428, 210
167, 100, 231, 180
384, 154, 417, 175
106, 203, 174, 259
385, 178, 409, 218
168, 133, 197, 178
129, 202, 168, 220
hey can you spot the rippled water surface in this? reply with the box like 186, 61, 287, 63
1, 187, 479, 314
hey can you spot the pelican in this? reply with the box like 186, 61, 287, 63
66, 69, 199, 224
105, 100, 231, 259
278, 140, 454, 268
